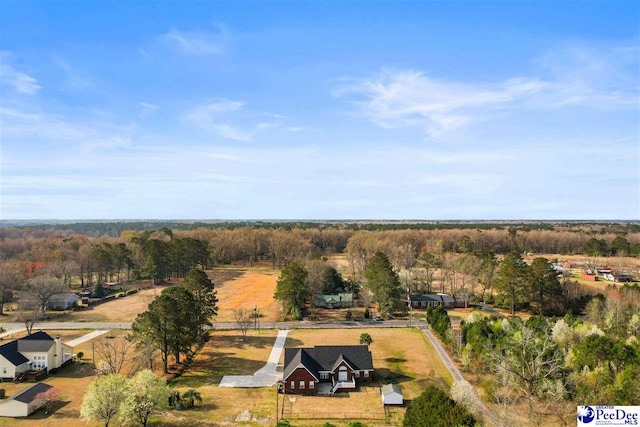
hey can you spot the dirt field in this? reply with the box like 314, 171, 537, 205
211, 267, 280, 323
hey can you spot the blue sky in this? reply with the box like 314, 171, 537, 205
1, 1, 638, 220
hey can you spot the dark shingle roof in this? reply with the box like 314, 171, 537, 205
12, 382, 53, 403
17, 331, 55, 353
283, 345, 373, 381
0, 340, 29, 366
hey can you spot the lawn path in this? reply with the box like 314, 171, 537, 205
219, 329, 289, 387
65, 329, 110, 347
420, 326, 500, 426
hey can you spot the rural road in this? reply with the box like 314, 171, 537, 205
0, 319, 427, 332
420, 326, 500, 427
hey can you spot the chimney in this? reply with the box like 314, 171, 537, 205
55, 337, 62, 368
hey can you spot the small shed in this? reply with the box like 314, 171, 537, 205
47, 293, 79, 311
0, 382, 52, 417
381, 384, 403, 405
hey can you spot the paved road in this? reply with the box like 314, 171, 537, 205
0, 319, 426, 332
420, 326, 500, 427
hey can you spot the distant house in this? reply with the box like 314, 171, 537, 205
603, 272, 635, 282
47, 293, 79, 311
0, 382, 52, 417
0, 332, 73, 381
312, 293, 354, 309
409, 293, 458, 309
381, 383, 403, 405
283, 345, 374, 395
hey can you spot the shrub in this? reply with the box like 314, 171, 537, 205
345, 310, 353, 320
76, 351, 84, 359
359, 333, 373, 345
403, 385, 476, 427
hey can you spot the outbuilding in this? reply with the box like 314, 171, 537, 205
381, 383, 403, 405
0, 382, 52, 417
47, 293, 79, 311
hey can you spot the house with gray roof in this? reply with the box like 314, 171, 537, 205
0, 332, 73, 380
283, 345, 373, 395
0, 382, 52, 417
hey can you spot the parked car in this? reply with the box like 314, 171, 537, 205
374, 316, 383, 321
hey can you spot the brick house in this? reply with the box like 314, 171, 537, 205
282, 345, 374, 395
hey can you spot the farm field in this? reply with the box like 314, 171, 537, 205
211, 267, 280, 323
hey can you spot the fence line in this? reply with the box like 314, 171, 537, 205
284, 411, 387, 421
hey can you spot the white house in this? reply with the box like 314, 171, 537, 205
47, 293, 79, 311
381, 383, 403, 405
0, 382, 52, 417
0, 332, 73, 380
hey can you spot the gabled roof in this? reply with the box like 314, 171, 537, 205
12, 382, 52, 404
313, 293, 354, 303
284, 345, 373, 381
0, 340, 29, 366
17, 331, 55, 353
330, 353, 356, 372
48, 293, 79, 303
381, 383, 402, 396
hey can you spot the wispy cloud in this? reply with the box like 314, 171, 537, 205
182, 99, 285, 142
333, 69, 547, 137
158, 25, 228, 56
334, 43, 639, 138
0, 52, 41, 95
52, 55, 95, 90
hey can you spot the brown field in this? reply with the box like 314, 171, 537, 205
211, 267, 280, 323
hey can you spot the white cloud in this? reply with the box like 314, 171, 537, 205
182, 99, 287, 142
52, 56, 94, 90
159, 26, 228, 56
334, 69, 547, 137
0, 53, 41, 95
139, 102, 158, 117
334, 43, 639, 138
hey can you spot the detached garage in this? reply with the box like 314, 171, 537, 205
0, 383, 52, 417
381, 383, 403, 405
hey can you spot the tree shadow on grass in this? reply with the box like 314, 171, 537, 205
384, 357, 407, 364
374, 368, 414, 385
27, 400, 72, 419
50, 362, 96, 379
209, 269, 246, 286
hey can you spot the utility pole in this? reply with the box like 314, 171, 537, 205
254, 305, 257, 330
275, 382, 279, 425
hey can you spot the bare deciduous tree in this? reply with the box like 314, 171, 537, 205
94, 335, 140, 377
24, 274, 66, 316
233, 308, 253, 341
17, 298, 40, 334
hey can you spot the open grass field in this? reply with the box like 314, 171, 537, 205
165, 327, 450, 426
167, 329, 281, 425
211, 267, 280, 323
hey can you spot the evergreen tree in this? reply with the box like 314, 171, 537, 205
364, 252, 401, 318
274, 261, 309, 320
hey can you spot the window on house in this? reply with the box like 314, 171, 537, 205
2, 367, 6, 374
364, 371, 369, 377
320, 372, 328, 379
309, 381, 314, 389
355, 371, 360, 378
300, 381, 305, 389
290, 381, 295, 389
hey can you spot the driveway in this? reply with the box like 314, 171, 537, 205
219, 329, 289, 388
65, 329, 110, 347
420, 326, 500, 426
